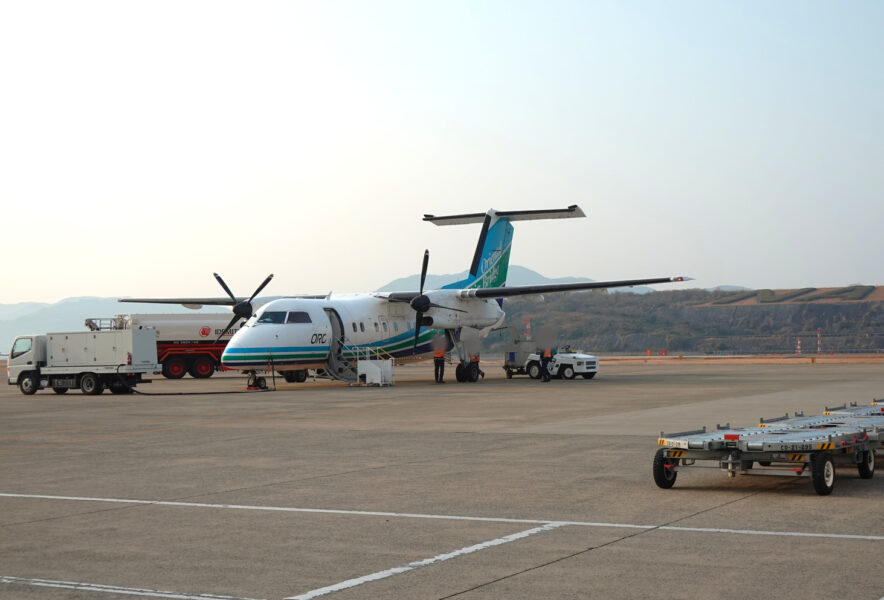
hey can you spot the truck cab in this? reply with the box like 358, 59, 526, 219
7, 335, 47, 392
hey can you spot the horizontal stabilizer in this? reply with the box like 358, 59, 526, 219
423, 205, 585, 226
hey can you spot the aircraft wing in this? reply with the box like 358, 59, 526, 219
455, 276, 691, 299
118, 294, 328, 308
119, 297, 242, 307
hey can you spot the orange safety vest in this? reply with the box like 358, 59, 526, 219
434, 349, 445, 359
469, 354, 480, 362
543, 349, 552, 358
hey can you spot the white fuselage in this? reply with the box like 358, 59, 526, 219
220, 293, 504, 371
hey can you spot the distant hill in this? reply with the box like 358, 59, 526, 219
484, 287, 884, 354
0, 298, 227, 354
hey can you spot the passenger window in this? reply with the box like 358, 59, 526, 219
286, 311, 312, 324
360, 322, 365, 332
382, 322, 388, 332
394, 322, 399, 332
374, 322, 379, 332
257, 311, 286, 324
352, 322, 357, 333
11, 337, 32, 359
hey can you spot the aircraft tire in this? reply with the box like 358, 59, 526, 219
455, 363, 466, 382
467, 363, 480, 382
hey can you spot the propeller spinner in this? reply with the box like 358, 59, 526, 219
213, 272, 274, 341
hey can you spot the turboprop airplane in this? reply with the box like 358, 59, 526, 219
121, 205, 690, 385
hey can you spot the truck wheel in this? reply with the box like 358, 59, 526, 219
811, 452, 835, 495
52, 387, 68, 395
653, 448, 678, 489
527, 362, 541, 379
162, 357, 187, 379
582, 373, 596, 379
19, 373, 39, 395
858, 449, 875, 479
189, 357, 215, 379
561, 366, 575, 380
505, 368, 513, 379
80, 373, 104, 395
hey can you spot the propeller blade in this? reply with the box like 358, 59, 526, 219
419, 250, 429, 295
213, 273, 237, 304
413, 313, 422, 353
248, 274, 274, 303
216, 314, 241, 343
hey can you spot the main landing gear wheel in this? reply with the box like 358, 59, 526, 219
282, 370, 308, 383
19, 373, 38, 395
811, 452, 835, 495
467, 362, 480, 382
162, 357, 187, 379
858, 449, 875, 479
455, 363, 467, 383
653, 448, 678, 489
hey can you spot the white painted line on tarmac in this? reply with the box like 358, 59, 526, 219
283, 523, 565, 600
3, 492, 884, 542
0, 575, 264, 600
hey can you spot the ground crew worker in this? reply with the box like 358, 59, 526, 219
540, 347, 552, 382
434, 347, 446, 383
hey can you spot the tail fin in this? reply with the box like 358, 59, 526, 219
423, 205, 585, 290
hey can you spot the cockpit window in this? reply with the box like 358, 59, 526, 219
257, 311, 286, 324
286, 311, 312, 324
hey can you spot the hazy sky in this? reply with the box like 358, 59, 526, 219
2, 1, 882, 304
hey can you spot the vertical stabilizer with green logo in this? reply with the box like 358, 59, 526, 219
421, 205, 585, 292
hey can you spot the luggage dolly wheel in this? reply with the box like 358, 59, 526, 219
811, 452, 836, 495
653, 448, 678, 489
857, 449, 875, 479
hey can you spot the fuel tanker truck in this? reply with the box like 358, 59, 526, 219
85, 313, 243, 379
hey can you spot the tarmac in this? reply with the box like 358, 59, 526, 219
2, 358, 883, 599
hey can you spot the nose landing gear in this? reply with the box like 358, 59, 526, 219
246, 371, 268, 390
